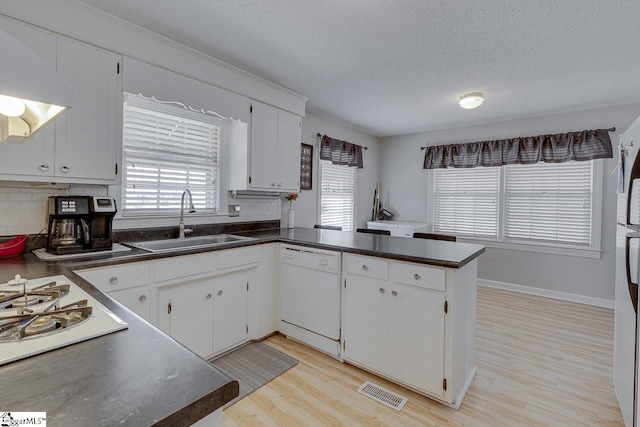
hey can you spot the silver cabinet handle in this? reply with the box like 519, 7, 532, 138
139, 295, 147, 302
391, 290, 398, 296
277, 182, 282, 187
414, 273, 421, 280
379, 288, 385, 294
362, 265, 368, 271
109, 277, 118, 284
39, 164, 50, 172
206, 293, 212, 299
217, 290, 223, 296
271, 182, 276, 186
60, 166, 70, 173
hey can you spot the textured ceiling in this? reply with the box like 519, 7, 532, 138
73, 0, 640, 137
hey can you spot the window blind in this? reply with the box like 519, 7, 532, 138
504, 161, 592, 245
320, 160, 356, 231
433, 167, 499, 237
122, 94, 221, 215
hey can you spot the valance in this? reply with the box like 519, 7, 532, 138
422, 128, 614, 169
319, 134, 364, 168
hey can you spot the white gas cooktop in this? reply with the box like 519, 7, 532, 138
0, 274, 128, 366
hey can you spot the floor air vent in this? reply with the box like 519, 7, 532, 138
357, 381, 408, 411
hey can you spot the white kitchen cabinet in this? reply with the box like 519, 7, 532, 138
388, 283, 445, 397
157, 271, 249, 358
342, 253, 477, 408
153, 247, 259, 358
248, 243, 278, 340
342, 275, 386, 373
157, 279, 213, 358
229, 100, 302, 192
0, 16, 56, 178
75, 262, 152, 322
212, 272, 249, 354
55, 37, 121, 181
0, 19, 120, 183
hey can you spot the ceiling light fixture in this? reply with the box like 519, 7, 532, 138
458, 92, 484, 110
0, 95, 26, 117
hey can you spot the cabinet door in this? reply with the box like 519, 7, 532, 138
212, 273, 248, 354
0, 17, 55, 178
277, 110, 301, 191
388, 284, 445, 397
55, 37, 120, 180
343, 275, 386, 373
249, 101, 279, 190
157, 280, 213, 358
108, 286, 151, 322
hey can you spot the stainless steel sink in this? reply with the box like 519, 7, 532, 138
123, 234, 255, 253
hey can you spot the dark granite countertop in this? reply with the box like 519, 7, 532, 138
0, 256, 238, 427
65, 227, 484, 271
0, 225, 483, 426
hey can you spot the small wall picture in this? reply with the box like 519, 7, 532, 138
300, 143, 313, 190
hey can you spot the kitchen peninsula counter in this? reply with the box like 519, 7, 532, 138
0, 226, 484, 425
0, 256, 238, 427
66, 227, 485, 271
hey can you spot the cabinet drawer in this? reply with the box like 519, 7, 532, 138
391, 261, 445, 292
76, 263, 150, 292
345, 254, 388, 280
218, 245, 261, 270
154, 252, 217, 282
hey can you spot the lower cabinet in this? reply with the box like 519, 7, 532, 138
75, 262, 152, 322
342, 253, 476, 407
343, 274, 445, 398
156, 271, 250, 359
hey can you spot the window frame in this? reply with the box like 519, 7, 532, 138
427, 160, 604, 259
317, 159, 357, 232
115, 93, 231, 223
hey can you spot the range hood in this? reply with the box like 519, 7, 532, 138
0, 29, 72, 143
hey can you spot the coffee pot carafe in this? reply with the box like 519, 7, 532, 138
50, 218, 89, 246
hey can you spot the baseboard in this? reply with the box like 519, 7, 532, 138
477, 279, 614, 309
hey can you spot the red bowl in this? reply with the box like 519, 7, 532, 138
0, 235, 29, 258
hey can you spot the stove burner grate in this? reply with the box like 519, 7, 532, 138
0, 299, 92, 342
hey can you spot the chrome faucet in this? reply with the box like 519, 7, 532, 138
179, 189, 196, 238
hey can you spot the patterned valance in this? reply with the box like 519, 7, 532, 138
422, 128, 614, 169
319, 134, 364, 168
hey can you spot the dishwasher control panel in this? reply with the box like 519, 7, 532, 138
279, 245, 340, 273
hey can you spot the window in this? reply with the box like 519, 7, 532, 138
320, 160, 356, 231
433, 161, 598, 248
433, 167, 499, 238
121, 93, 221, 216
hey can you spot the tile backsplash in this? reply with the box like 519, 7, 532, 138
0, 182, 281, 237
0, 182, 107, 236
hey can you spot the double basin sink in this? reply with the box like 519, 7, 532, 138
124, 234, 255, 253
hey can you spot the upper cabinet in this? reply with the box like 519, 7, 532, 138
54, 37, 121, 181
0, 17, 121, 183
229, 100, 302, 193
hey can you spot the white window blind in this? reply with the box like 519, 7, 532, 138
320, 160, 356, 231
122, 94, 221, 216
433, 167, 500, 237
504, 161, 592, 245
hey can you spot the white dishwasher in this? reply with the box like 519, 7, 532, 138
279, 244, 341, 357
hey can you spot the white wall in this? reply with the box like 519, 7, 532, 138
282, 113, 381, 228
380, 103, 640, 301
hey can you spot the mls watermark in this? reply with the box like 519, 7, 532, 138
0, 412, 46, 426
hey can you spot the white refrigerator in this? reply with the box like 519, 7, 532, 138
615, 114, 640, 427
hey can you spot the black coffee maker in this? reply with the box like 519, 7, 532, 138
46, 196, 117, 255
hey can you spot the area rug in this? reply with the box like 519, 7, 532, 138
207, 341, 298, 408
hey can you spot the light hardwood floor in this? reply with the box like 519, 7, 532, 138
223, 286, 624, 426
